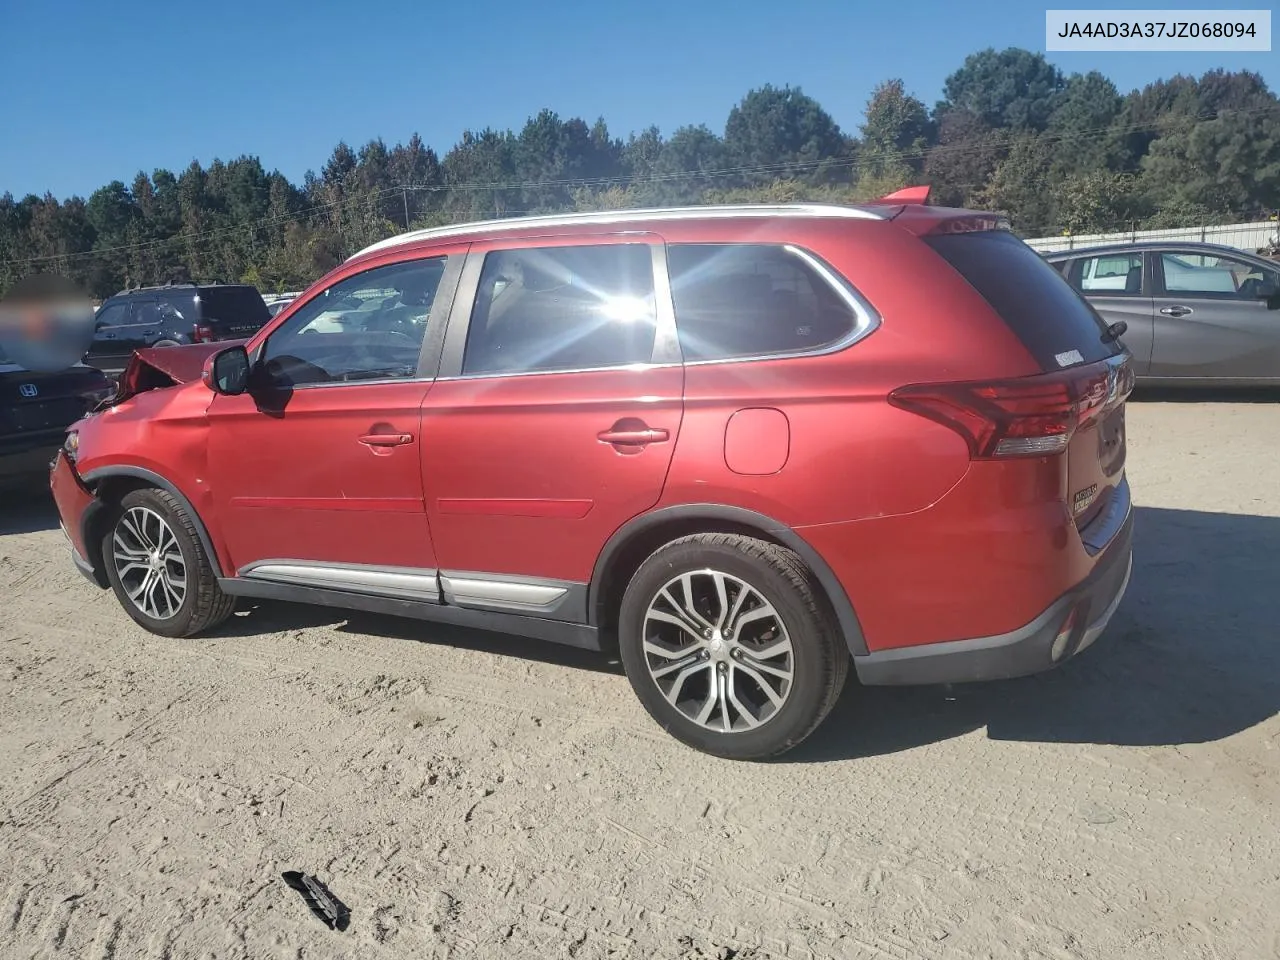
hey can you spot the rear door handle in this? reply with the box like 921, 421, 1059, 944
597, 427, 669, 445
1160, 305, 1193, 317
358, 433, 414, 447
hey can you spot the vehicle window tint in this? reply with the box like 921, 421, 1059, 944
666, 244, 861, 362
157, 294, 193, 321
1075, 253, 1143, 294
93, 303, 129, 328
1161, 253, 1276, 299
199, 286, 270, 324
463, 244, 657, 375
131, 301, 161, 326
260, 257, 447, 386
925, 230, 1120, 371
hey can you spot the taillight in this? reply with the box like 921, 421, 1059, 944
888, 361, 1129, 460
193, 322, 216, 343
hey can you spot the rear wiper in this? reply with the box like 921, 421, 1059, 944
1101, 320, 1128, 343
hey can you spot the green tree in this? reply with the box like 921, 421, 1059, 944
442, 128, 518, 220
724, 84, 849, 184
1142, 108, 1280, 216
939, 47, 1065, 131
1052, 172, 1143, 234
1047, 71, 1126, 174
982, 135, 1057, 234
860, 79, 933, 178
652, 125, 728, 204
922, 108, 1003, 208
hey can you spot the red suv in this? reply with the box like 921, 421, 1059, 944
49, 197, 1134, 759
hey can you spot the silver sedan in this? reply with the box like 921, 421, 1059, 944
1045, 242, 1280, 386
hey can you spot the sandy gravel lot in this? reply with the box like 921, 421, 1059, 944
2, 397, 1278, 960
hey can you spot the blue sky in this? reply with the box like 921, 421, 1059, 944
3, 0, 1277, 199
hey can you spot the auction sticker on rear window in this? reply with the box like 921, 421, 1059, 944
1055, 349, 1085, 367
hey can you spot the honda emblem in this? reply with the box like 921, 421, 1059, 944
18, 383, 38, 398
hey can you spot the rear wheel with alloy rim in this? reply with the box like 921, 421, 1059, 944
101, 487, 236, 637
618, 533, 849, 760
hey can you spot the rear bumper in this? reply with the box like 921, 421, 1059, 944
0, 433, 65, 485
854, 505, 1133, 686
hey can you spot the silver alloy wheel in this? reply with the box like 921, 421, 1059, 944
111, 506, 187, 620
642, 569, 795, 733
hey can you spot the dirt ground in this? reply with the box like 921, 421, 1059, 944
2, 396, 1278, 960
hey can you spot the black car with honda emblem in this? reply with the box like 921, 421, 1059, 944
84, 282, 272, 375
1, 349, 115, 488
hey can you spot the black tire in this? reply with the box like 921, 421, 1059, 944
101, 487, 236, 638
618, 533, 850, 760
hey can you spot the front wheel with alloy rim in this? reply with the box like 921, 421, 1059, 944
618, 533, 849, 760
101, 487, 236, 638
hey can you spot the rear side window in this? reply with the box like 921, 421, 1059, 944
1071, 253, 1144, 295
197, 286, 271, 325
666, 244, 865, 362
463, 244, 657, 376
925, 230, 1121, 370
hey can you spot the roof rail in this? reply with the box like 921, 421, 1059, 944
349, 202, 887, 261
112, 281, 198, 297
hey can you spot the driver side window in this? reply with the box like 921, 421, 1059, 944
93, 302, 129, 328
260, 257, 447, 386
1161, 252, 1279, 301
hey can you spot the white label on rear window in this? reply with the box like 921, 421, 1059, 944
1055, 349, 1084, 367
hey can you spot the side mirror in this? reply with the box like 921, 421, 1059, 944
1255, 280, 1280, 309
203, 344, 251, 395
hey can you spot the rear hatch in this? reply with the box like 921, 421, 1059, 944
893, 226, 1133, 548
197, 285, 272, 339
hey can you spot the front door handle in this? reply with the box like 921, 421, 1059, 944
1160, 305, 1193, 317
358, 433, 414, 447
597, 427, 669, 445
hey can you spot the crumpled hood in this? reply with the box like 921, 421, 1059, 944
115, 340, 246, 402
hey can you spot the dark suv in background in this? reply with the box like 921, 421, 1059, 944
86, 283, 272, 375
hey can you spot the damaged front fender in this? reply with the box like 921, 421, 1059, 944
113, 341, 247, 403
